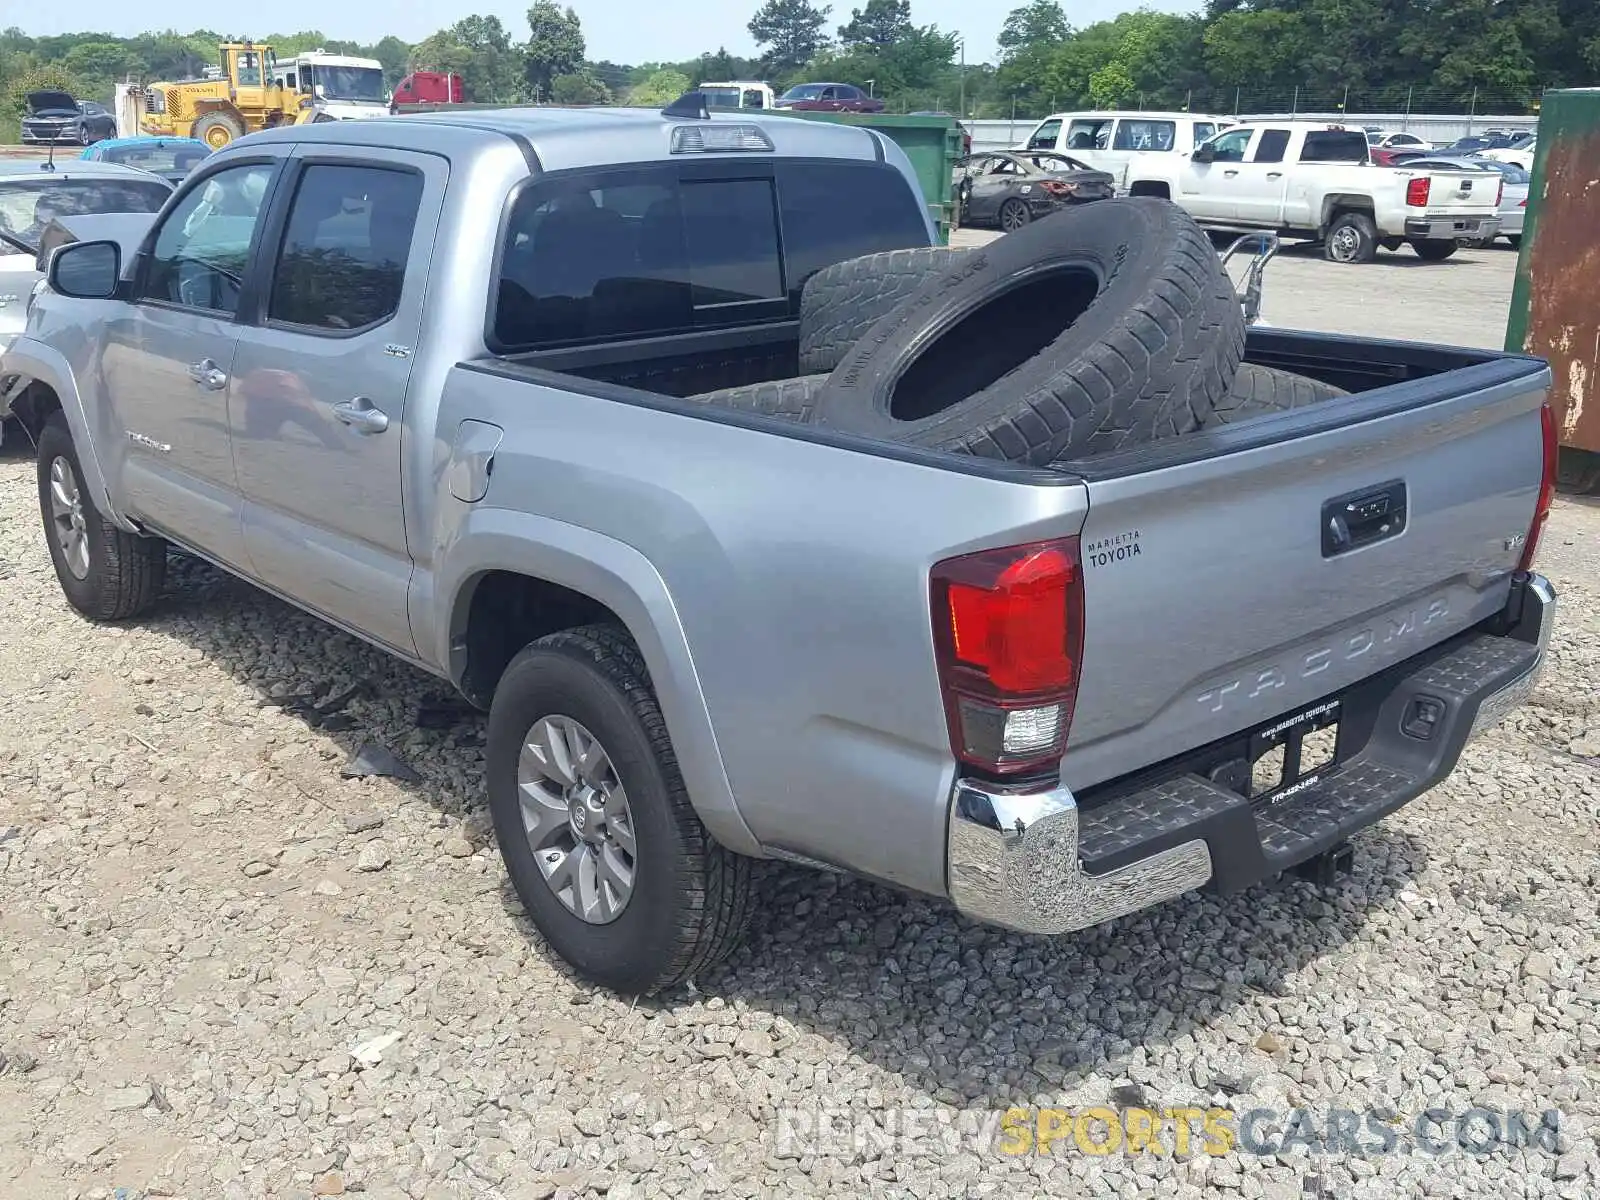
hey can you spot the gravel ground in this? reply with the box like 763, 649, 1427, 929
1, 368, 1596, 1193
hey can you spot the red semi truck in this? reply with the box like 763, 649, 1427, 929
390, 71, 465, 111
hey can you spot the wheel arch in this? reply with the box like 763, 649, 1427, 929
2, 341, 131, 528
434, 511, 762, 857
1127, 179, 1171, 200
1320, 193, 1376, 234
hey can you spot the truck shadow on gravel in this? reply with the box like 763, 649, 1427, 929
148, 554, 1428, 1099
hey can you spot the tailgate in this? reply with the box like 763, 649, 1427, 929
1061, 357, 1547, 791
1420, 169, 1500, 214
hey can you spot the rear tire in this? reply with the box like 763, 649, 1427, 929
999, 198, 1032, 232
1204, 363, 1348, 426
1409, 238, 1458, 262
35, 412, 166, 621
1505, 234, 1523, 250
1324, 211, 1378, 263
486, 625, 754, 995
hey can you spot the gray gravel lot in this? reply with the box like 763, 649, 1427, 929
1, 244, 1596, 1198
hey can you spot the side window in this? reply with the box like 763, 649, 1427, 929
1028, 119, 1063, 150
267, 163, 423, 332
1113, 120, 1176, 151
1299, 131, 1370, 163
744, 89, 764, 109
1065, 120, 1108, 151
140, 162, 275, 314
236, 52, 263, 87
1208, 128, 1253, 162
1191, 122, 1215, 147
1253, 130, 1291, 163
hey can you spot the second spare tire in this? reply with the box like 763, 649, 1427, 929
799, 246, 973, 375
809, 198, 1247, 465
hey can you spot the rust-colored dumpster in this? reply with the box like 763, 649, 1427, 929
1505, 87, 1600, 492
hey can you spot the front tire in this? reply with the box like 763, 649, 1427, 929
1324, 211, 1378, 263
35, 413, 166, 621
193, 111, 246, 150
77, 123, 92, 146
486, 625, 753, 994
1505, 234, 1523, 250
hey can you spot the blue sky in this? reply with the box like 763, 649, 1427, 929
19, 0, 1196, 65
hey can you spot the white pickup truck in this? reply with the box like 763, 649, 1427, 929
1127, 121, 1502, 264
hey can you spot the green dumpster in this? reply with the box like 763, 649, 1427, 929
1504, 88, 1600, 490
769, 111, 964, 244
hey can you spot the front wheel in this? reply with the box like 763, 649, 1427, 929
1505, 234, 1523, 250
1324, 211, 1378, 263
486, 625, 753, 994
35, 412, 166, 621
999, 197, 1032, 232
1409, 238, 1458, 262
77, 124, 93, 146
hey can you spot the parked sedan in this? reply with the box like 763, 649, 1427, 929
1399, 155, 1529, 248
773, 83, 884, 113
80, 136, 212, 186
954, 151, 1115, 231
20, 91, 117, 146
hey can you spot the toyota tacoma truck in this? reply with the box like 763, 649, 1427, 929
1127, 121, 1502, 263
3, 107, 1557, 994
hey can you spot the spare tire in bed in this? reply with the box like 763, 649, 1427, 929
800, 247, 973, 375
1205, 363, 1347, 425
688, 375, 825, 423
809, 198, 1246, 465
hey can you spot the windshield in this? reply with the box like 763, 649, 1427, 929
782, 85, 826, 100
1366, 132, 1383, 144
304, 64, 387, 102
0, 178, 171, 253
98, 142, 211, 175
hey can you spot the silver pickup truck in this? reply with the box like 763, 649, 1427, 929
2, 109, 1558, 995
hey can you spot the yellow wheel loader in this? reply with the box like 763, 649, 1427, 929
138, 42, 330, 149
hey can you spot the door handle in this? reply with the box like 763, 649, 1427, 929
332, 397, 390, 435
1266, 171, 1284, 179
1223, 169, 1239, 177
187, 359, 227, 390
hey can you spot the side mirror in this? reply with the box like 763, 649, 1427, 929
49, 240, 121, 300
1193, 145, 1216, 163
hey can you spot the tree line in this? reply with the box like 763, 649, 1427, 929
3, 0, 1592, 141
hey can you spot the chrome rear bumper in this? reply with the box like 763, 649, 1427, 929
947, 573, 1554, 937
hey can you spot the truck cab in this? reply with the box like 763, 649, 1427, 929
697, 81, 775, 112
271, 52, 390, 120
1017, 110, 1236, 191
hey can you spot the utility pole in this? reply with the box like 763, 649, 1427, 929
958, 38, 966, 119
1469, 85, 1478, 134
1291, 85, 1299, 116
1403, 85, 1413, 131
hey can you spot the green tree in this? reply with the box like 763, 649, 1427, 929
372, 36, 412, 86
525, 1, 585, 101
997, 0, 1070, 60
749, 0, 831, 73
697, 47, 738, 82
550, 71, 609, 104
411, 15, 521, 103
627, 68, 691, 106
1203, 10, 1306, 85
838, 0, 910, 50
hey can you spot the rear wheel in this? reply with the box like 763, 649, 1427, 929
36, 413, 166, 621
193, 111, 245, 150
1409, 238, 1458, 262
1324, 211, 1378, 264
1505, 234, 1523, 250
486, 625, 754, 994
999, 198, 1032, 232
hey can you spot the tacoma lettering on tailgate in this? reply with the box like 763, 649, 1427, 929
1196, 597, 1451, 714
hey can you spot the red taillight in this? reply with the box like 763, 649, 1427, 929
1519, 198, 1527, 207
931, 539, 1084, 775
1406, 177, 1431, 207
1519, 401, 1557, 572
1039, 179, 1075, 197
1496, 179, 1504, 206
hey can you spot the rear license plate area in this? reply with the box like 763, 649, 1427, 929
1248, 699, 1341, 805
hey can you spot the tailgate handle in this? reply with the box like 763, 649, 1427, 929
1322, 479, 1407, 557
